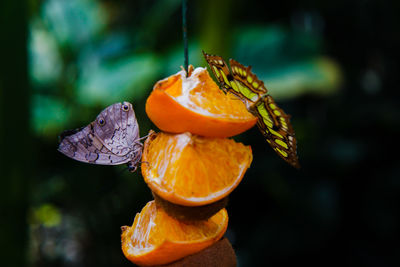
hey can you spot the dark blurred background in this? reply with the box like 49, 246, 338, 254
1, 0, 399, 266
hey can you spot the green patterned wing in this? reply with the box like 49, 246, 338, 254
203, 51, 300, 168
203, 51, 260, 104
229, 58, 267, 96
202, 51, 233, 93
251, 95, 300, 168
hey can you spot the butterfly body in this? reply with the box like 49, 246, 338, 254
203, 51, 300, 168
58, 101, 143, 172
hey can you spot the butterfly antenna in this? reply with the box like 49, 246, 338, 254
182, 0, 189, 76
137, 133, 152, 142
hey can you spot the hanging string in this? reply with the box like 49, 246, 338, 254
182, 0, 189, 76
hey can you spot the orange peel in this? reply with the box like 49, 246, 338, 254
141, 131, 252, 206
121, 201, 228, 266
145, 66, 257, 138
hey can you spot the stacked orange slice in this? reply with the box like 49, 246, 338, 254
121, 201, 228, 266
142, 131, 252, 206
121, 66, 254, 266
146, 66, 257, 137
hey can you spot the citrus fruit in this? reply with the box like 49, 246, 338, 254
121, 200, 228, 266
145, 66, 257, 138
141, 130, 252, 206
153, 192, 229, 221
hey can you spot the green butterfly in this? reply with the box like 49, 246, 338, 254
203, 51, 300, 169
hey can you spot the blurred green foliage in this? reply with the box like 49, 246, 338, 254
1, 0, 398, 266
232, 25, 342, 98
29, 0, 341, 138
31, 204, 62, 227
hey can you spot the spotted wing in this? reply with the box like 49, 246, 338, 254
58, 123, 133, 165
251, 95, 300, 168
203, 51, 299, 168
229, 59, 267, 96
203, 51, 263, 105
58, 101, 142, 166
202, 51, 232, 93
91, 101, 140, 156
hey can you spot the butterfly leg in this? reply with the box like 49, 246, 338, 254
126, 161, 138, 172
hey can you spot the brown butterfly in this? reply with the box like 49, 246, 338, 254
203, 51, 300, 168
58, 101, 143, 172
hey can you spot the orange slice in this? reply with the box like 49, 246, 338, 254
145, 66, 257, 138
141, 131, 252, 206
121, 200, 228, 266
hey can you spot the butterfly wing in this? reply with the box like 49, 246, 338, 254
229, 59, 268, 96
203, 51, 300, 168
202, 51, 232, 92
58, 124, 133, 165
58, 101, 142, 167
252, 95, 300, 168
92, 102, 140, 156
203, 51, 262, 105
